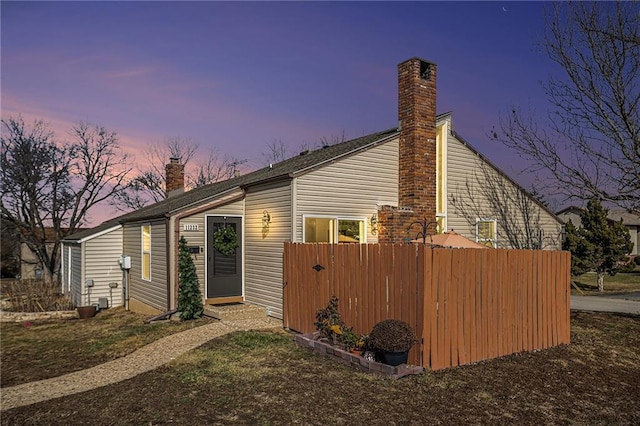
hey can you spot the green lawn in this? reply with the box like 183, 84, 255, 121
572, 266, 640, 294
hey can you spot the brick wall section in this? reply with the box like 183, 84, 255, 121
379, 58, 438, 242
165, 158, 185, 198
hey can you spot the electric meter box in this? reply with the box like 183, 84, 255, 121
120, 255, 131, 270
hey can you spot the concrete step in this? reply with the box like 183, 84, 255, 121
203, 303, 267, 321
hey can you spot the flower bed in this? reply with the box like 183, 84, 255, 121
294, 332, 423, 379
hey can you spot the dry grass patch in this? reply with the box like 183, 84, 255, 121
2, 312, 639, 425
0, 307, 214, 386
572, 268, 640, 294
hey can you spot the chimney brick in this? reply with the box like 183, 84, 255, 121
165, 157, 185, 198
379, 58, 438, 242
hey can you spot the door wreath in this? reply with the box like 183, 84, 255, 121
212, 226, 238, 256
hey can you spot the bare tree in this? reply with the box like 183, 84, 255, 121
492, 1, 640, 211
318, 131, 346, 147
188, 151, 239, 188
115, 137, 197, 209
117, 137, 240, 209
450, 163, 555, 249
1, 117, 132, 283
261, 139, 289, 165
1, 213, 20, 278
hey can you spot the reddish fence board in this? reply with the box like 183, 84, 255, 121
283, 243, 571, 370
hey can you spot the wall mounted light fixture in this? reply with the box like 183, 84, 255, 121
261, 210, 271, 239
262, 210, 271, 227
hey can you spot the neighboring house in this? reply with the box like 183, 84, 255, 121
20, 241, 46, 280
556, 206, 640, 256
19, 227, 84, 280
19, 227, 56, 280
65, 57, 563, 317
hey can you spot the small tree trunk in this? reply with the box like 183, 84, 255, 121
597, 272, 605, 292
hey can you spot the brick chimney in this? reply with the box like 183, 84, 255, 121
378, 57, 438, 242
165, 157, 184, 198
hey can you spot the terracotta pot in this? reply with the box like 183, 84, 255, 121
77, 305, 97, 319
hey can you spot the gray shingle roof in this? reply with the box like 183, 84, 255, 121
64, 127, 398, 241
556, 206, 640, 226
608, 210, 640, 226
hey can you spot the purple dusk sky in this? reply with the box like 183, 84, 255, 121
2, 1, 561, 225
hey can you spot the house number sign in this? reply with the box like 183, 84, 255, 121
183, 224, 199, 231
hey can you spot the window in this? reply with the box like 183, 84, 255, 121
141, 224, 151, 280
304, 217, 366, 243
476, 219, 497, 248
436, 123, 447, 233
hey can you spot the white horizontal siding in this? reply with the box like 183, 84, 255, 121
295, 139, 399, 242
244, 180, 292, 318
446, 124, 562, 249
84, 227, 124, 307
123, 220, 168, 311
179, 199, 244, 298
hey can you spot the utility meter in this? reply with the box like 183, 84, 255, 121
120, 255, 131, 270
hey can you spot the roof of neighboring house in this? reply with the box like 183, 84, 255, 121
23, 227, 88, 243
555, 206, 582, 217
607, 210, 640, 226
556, 206, 640, 226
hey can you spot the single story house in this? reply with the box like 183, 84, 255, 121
556, 206, 640, 256
63, 57, 563, 317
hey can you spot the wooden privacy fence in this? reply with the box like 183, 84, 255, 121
283, 242, 571, 370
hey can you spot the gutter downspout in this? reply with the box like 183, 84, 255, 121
169, 188, 246, 311
165, 215, 172, 311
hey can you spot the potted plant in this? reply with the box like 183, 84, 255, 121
77, 280, 97, 319
314, 295, 345, 343
367, 319, 417, 366
338, 327, 360, 352
76, 305, 96, 319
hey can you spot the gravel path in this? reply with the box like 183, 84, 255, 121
0, 317, 283, 411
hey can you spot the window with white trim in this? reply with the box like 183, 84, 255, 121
304, 217, 366, 243
436, 123, 447, 233
476, 219, 497, 248
141, 224, 151, 280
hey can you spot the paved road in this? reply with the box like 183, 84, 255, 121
591, 291, 640, 301
571, 294, 640, 315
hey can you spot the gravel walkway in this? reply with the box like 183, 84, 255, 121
1, 317, 283, 411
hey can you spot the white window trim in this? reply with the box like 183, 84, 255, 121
436, 122, 448, 232
141, 223, 152, 281
475, 218, 498, 248
302, 214, 368, 243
